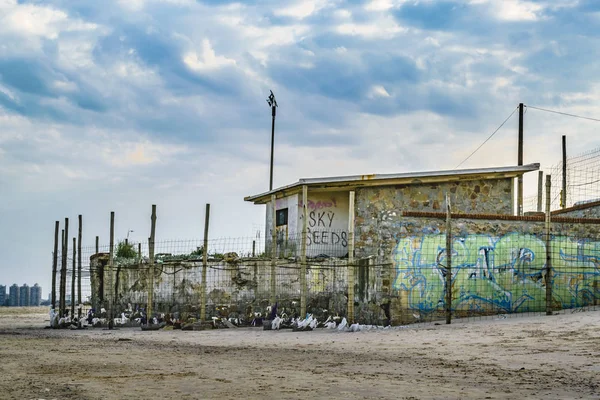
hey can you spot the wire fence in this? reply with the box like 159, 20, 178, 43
393, 232, 600, 325
525, 146, 600, 212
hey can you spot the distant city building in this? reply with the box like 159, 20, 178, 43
29, 284, 42, 307
0, 285, 6, 306
19, 284, 30, 307
9, 284, 19, 306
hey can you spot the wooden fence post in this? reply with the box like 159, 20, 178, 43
95, 236, 99, 254
445, 194, 452, 325
71, 237, 76, 319
201, 204, 210, 321
108, 211, 115, 329
77, 215, 82, 321
147, 205, 156, 325
348, 191, 355, 322
270, 194, 277, 306
300, 185, 308, 318
545, 176, 553, 315
52, 221, 59, 310
60, 218, 69, 317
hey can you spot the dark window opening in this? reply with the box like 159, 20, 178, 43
276, 208, 288, 226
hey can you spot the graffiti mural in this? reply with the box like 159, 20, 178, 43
393, 233, 600, 315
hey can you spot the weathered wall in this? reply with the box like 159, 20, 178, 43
89, 257, 353, 321
266, 191, 350, 258
366, 215, 600, 324
354, 178, 514, 260
298, 191, 350, 257
553, 202, 600, 219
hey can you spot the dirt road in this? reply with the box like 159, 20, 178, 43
0, 308, 598, 399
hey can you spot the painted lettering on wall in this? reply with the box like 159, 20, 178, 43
394, 233, 600, 314
299, 198, 338, 210
306, 229, 348, 247
308, 211, 335, 228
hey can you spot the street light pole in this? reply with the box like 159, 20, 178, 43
267, 90, 278, 191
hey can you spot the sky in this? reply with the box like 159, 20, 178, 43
1, 0, 600, 298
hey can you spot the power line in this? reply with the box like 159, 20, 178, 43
526, 105, 600, 123
454, 106, 518, 169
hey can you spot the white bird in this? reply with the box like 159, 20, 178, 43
349, 323, 360, 332
271, 316, 282, 330
297, 314, 313, 329
309, 317, 318, 329
324, 321, 336, 329
337, 317, 348, 331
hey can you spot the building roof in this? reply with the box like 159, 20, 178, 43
245, 163, 540, 204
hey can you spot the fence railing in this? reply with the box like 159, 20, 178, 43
50, 229, 600, 329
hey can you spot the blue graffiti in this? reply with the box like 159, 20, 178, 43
394, 233, 600, 315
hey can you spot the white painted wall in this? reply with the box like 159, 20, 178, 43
298, 191, 350, 257
265, 191, 351, 258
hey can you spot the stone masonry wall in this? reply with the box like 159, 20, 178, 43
356, 213, 600, 325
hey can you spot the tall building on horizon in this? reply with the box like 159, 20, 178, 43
9, 284, 19, 306
29, 284, 42, 307
19, 284, 30, 307
0, 285, 6, 306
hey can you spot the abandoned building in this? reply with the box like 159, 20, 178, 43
244, 163, 542, 259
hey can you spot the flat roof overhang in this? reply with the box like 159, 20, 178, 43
244, 163, 540, 205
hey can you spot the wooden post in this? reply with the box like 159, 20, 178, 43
60, 218, 69, 317
445, 194, 452, 324
252, 240, 256, 258
517, 102, 524, 216
562, 135, 567, 209
537, 171, 544, 212
201, 204, 210, 322
125, 238, 128, 246
347, 191, 355, 322
147, 205, 156, 325
545, 176, 553, 315
77, 215, 82, 320
138, 243, 142, 258
71, 237, 76, 319
270, 194, 277, 306
95, 236, 99, 254
300, 185, 308, 318
108, 212, 115, 329
51, 221, 59, 310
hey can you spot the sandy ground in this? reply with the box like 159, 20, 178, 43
0, 307, 599, 400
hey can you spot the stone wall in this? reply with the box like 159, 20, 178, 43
359, 213, 600, 325
553, 201, 600, 219
354, 178, 513, 258
89, 256, 355, 322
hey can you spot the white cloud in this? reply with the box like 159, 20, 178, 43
0, 2, 98, 39
473, 0, 545, 21
364, 0, 395, 11
335, 20, 407, 38
183, 39, 237, 72
274, 0, 330, 20
368, 85, 391, 98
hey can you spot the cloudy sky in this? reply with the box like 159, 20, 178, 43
1, 0, 599, 297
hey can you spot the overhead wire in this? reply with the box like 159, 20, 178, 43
526, 105, 600, 123
454, 106, 518, 169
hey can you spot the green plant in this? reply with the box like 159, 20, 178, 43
116, 241, 137, 258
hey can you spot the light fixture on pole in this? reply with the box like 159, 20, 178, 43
267, 90, 278, 191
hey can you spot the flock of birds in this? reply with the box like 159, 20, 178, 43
49, 303, 403, 332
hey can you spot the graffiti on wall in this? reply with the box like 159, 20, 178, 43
299, 198, 348, 250
394, 233, 600, 314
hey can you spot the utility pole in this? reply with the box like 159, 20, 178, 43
562, 135, 567, 209
517, 103, 524, 216
267, 90, 278, 191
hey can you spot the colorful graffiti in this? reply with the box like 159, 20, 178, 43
394, 233, 600, 315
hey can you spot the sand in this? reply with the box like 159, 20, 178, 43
0, 307, 598, 400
